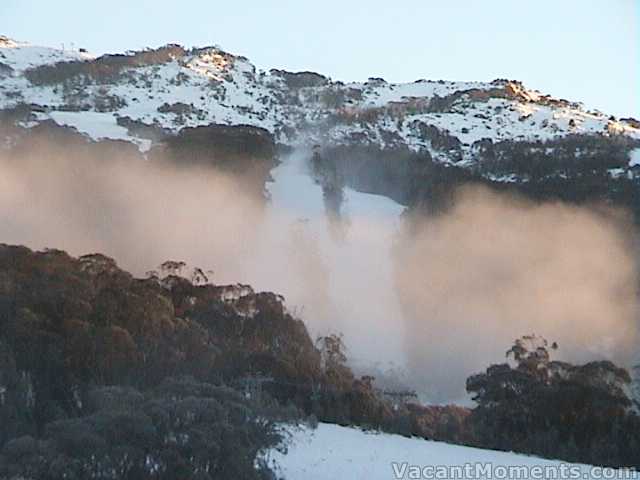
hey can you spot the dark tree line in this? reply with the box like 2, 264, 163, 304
2, 243, 639, 476
0, 244, 449, 478
466, 335, 640, 468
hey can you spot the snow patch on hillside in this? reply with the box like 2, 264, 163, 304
268, 423, 626, 480
49, 111, 151, 151
629, 148, 640, 168
0, 38, 93, 72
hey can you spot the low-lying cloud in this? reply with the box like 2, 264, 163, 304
395, 185, 640, 401
1, 140, 638, 403
0, 143, 263, 281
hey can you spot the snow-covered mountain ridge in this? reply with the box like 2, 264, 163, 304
2, 35, 639, 165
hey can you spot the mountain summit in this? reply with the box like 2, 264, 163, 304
1, 37, 638, 166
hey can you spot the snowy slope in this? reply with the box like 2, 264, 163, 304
48, 110, 152, 151
261, 149, 407, 367
1, 36, 639, 163
0, 36, 94, 71
268, 423, 631, 480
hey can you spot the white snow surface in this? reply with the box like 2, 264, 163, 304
629, 148, 640, 168
2, 37, 639, 156
256, 149, 407, 367
0, 37, 94, 72
49, 111, 152, 151
268, 423, 632, 480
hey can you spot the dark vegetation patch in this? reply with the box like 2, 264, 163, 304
157, 102, 205, 119
115, 116, 171, 143
467, 336, 640, 467
156, 124, 279, 196
471, 134, 640, 222
0, 62, 13, 77
474, 133, 639, 179
23, 45, 188, 86
1, 246, 637, 475
0, 117, 142, 159
315, 134, 640, 222
312, 145, 480, 211
0, 118, 280, 199
0, 245, 470, 478
0, 103, 36, 125
269, 70, 329, 89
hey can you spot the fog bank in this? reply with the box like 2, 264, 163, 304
395, 185, 639, 401
1, 142, 638, 403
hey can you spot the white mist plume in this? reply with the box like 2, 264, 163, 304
0, 150, 262, 280
1, 142, 638, 403
394, 185, 640, 402
0, 142, 406, 367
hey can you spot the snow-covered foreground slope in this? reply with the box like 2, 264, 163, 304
268, 423, 631, 479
